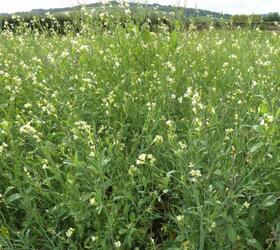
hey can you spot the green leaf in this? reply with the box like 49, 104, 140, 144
276, 108, 280, 118
0, 103, 8, 109
4, 186, 14, 196
227, 225, 237, 243
119, 228, 127, 234
249, 143, 264, 153
246, 238, 262, 250
253, 125, 263, 134
258, 102, 269, 114
262, 195, 277, 207
0, 226, 9, 237
5, 193, 22, 205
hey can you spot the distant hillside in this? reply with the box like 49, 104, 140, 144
0, 1, 231, 19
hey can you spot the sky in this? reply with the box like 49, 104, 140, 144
0, 0, 279, 15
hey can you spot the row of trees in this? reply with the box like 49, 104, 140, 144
230, 12, 280, 24
1, 11, 279, 33
263, 12, 280, 22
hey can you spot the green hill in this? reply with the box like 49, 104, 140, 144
0, 1, 231, 19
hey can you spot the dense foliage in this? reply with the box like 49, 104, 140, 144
263, 12, 280, 22
0, 6, 280, 250
230, 15, 262, 24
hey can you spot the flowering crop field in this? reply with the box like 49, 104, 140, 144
0, 12, 280, 250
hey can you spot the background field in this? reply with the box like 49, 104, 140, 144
0, 5, 280, 250
1, 2, 280, 32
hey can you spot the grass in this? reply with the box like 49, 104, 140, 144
0, 7, 280, 250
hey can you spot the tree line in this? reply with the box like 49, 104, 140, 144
0, 11, 279, 34
230, 13, 280, 24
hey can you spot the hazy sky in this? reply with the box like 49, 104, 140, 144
0, 0, 279, 14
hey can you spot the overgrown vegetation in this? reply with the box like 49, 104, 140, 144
0, 3, 280, 250
263, 12, 280, 22
1, 2, 279, 32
